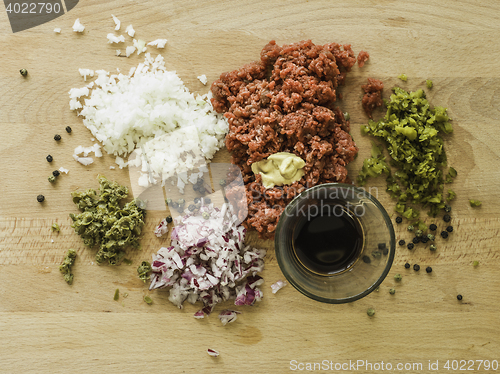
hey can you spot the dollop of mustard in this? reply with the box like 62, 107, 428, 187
251, 152, 305, 188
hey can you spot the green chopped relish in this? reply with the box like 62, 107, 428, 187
59, 248, 77, 285
358, 87, 455, 217
469, 199, 482, 207
69, 176, 146, 265
137, 261, 152, 283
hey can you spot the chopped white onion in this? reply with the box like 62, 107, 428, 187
107, 34, 125, 44
79, 69, 94, 81
54, 28, 61, 33
133, 39, 147, 55
115, 50, 121, 56
207, 349, 219, 357
58, 167, 69, 174
197, 74, 208, 85
72, 19, 85, 33
125, 24, 135, 37
125, 46, 136, 57
111, 14, 120, 30
147, 39, 168, 48
271, 280, 287, 294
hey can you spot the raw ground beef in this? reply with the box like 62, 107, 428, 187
357, 51, 370, 68
211, 40, 361, 239
361, 78, 384, 119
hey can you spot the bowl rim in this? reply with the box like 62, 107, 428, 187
274, 182, 396, 304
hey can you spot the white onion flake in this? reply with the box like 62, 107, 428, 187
149, 203, 266, 318
218, 309, 240, 326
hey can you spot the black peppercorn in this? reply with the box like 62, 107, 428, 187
446, 225, 453, 233
52, 170, 60, 177
443, 214, 451, 222
399, 239, 406, 246
429, 224, 437, 231
204, 197, 211, 204
457, 294, 463, 301
440, 231, 449, 239
165, 216, 172, 223
46, 155, 53, 162
65, 126, 72, 133
193, 197, 200, 204
421, 236, 429, 244
378, 243, 386, 250
395, 216, 403, 224
54, 134, 61, 141
382, 247, 389, 255
188, 204, 196, 211
37, 194, 45, 202
426, 266, 432, 273
20, 68, 28, 76
413, 264, 420, 271
444, 204, 452, 213
362, 255, 371, 264
404, 262, 410, 269
407, 242, 414, 250
412, 237, 420, 244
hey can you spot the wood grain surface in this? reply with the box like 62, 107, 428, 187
1, 1, 499, 373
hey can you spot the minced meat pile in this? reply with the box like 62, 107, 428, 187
211, 40, 362, 239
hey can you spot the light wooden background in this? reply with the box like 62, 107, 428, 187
0, 0, 499, 373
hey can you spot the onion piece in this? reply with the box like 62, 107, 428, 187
207, 349, 219, 357
271, 280, 287, 294
218, 309, 240, 326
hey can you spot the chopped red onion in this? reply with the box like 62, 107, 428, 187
207, 348, 219, 357
154, 218, 169, 238
148, 203, 266, 317
218, 309, 240, 326
271, 280, 287, 294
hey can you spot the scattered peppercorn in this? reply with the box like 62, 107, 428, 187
37, 194, 45, 202
219, 179, 226, 187
404, 262, 410, 269
372, 250, 382, 259
367, 308, 375, 316
46, 155, 53, 162
407, 242, 414, 250
188, 204, 196, 211
407, 225, 414, 232
389, 288, 396, 295
430, 244, 437, 251
444, 204, 452, 213
446, 225, 453, 233
429, 224, 437, 231
193, 197, 200, 204
427, 234, 435, 241
421, 236, 429, 244
54, 134, 61, 141
443, 214, 451, 222
472, 260, 479, 267
440, 231, 449, 239
177, 198, 185, 206
48, 175, 56, 183
204, 197, 211, 204
362, 255, 371, 264
394, 273, 402, 281
20, 68, 28, 76
65, 126, 72, 133
413, 264, 420, 271
415, 229, 423, 237
165, 216, 172, 223
52, 170, 60, 177
378, 243, 386, 250
382, 247, 389, 255
412, 237, 420, 244
202, 212, 210, 220
399, 239, 406, 246
457, 294, 463, 301
395, 216, 403, 224
426, 266, 432, 273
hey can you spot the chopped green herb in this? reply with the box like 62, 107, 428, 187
123, 258, 133, 266
358, 87, 454, 217
69, 176, 145, 265
144, 295, 153, 305
114, 288, 120, 301
137, 261, 152, 283
51, 223, 60, 232
469, 199, 482, 207
426, 79, 433, 89
398, 74, 408, 82
59, 249, 77, 285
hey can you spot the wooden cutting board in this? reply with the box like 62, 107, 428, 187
1, 1, 499, 373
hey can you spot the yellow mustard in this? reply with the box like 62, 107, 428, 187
251, 152, 305, 188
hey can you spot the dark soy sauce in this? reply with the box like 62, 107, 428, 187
292, 205, 363, 275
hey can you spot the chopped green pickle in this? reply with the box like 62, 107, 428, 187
114, 288, 120, 301
144, 295, 153, 305
137, 261, 152, 283
358, 87, 455, 217
69, 176, 146, 265
51, 223, 60, 232
469, 199, 482, 207
59, 249, 77, 285
426, 79, 433, 89
398, 74, 408, 82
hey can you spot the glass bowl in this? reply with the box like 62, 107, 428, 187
274, 183, 395, 304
